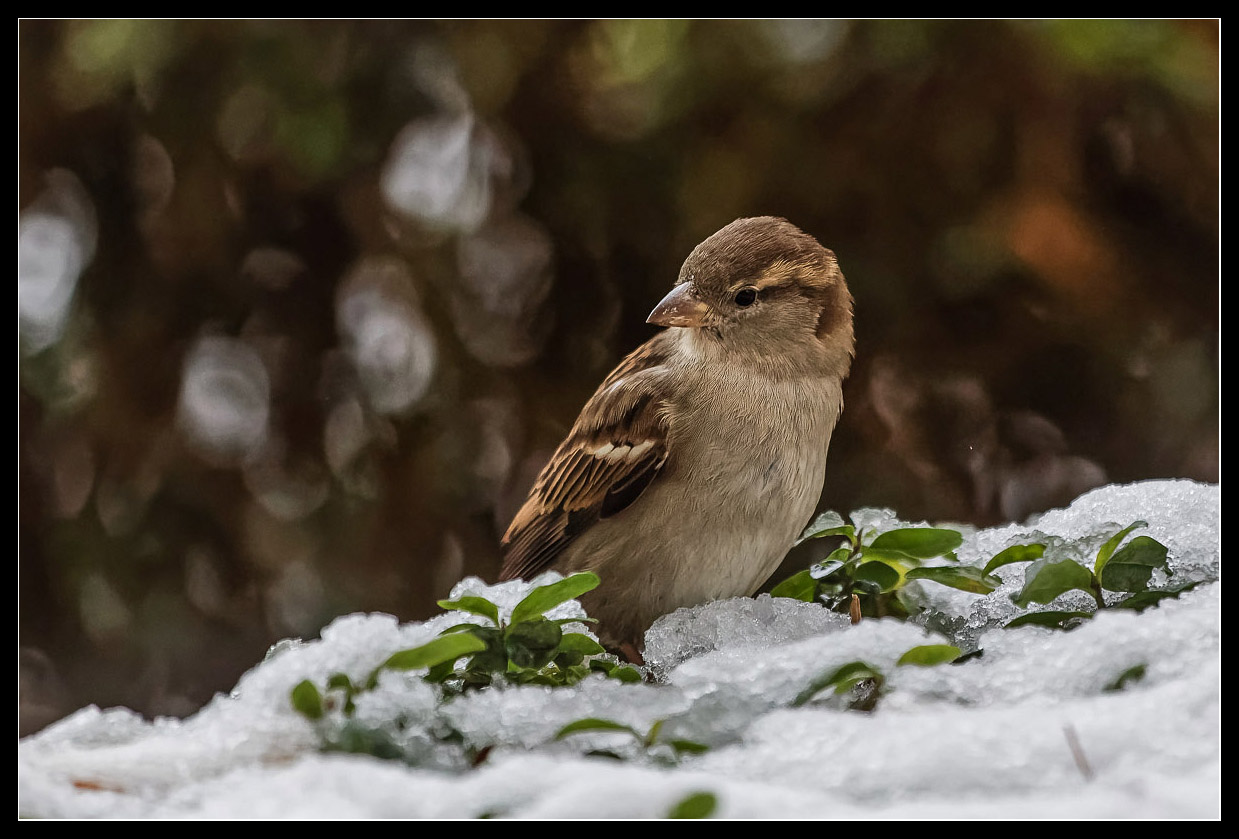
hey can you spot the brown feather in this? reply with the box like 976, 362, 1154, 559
498, 337, 673, 581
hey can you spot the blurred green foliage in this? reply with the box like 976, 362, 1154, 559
18, 20, 1217, 735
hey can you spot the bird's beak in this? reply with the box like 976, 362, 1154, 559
647, 283, 710, 328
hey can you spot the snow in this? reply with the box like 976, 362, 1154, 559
18, 480, 1220, 819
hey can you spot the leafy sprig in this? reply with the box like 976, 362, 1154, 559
995, 521, 1195, 629
793, 643, 963, 713
555, 716, 709, 764
772, 512, 997, 618
291, 572, 638, 722
774, 514, 1188, 632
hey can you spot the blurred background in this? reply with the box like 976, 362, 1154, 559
19, 20, 1218, 735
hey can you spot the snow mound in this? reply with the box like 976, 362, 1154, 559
19, 480, 1219, 818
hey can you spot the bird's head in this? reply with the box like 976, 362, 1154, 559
647, 216, 854, 378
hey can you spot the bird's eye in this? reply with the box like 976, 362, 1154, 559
734, 287, 758, 307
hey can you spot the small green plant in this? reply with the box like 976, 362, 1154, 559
774, 514, 1191, 633
793, 660, 886, 710
667, 791, 718, 819
291, 572, 640, 722
430, 572, 640, 692
555, 716, 709, 764
1104, 663, 1147, 692
290, 631, 488, 720
991, 521, 1196, 629
792, 643, 962, 713
772, 512, 999, 618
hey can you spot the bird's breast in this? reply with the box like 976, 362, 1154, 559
671, 369, 839, 503
655, 368, 843, 592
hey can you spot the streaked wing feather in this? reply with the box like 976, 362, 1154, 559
499, 340, 672, 581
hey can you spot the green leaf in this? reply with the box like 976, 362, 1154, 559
436, 596, 500, 627
504, 618, 563, 669
1104, 663, 1147, 692
381, 633, 488, 672
769, 569, 817, 601
585, 749, 625, 761
1097, 536, 1169, 593
983, 543, 1046, 575
1011, 556, 1097, 607
326, 673, 354, 691
463, 626, 508, 675
517, 671, 560, 686
555, 717, 640, 740
668, 739, 710, 755
563, 664, 592, 684
586, 657, 642, 683
1004, 610, 1094, 629
1112, 580, 1201, 612
797, 511, 853, 544
812, 547, 853, 577
424, 659, 457, 684
461, 671, 494, 689
550, 616, 599, 626
869, 527, 963, 559
610, 665, 642, 683
861, 547, 922, 567
906, 565, 1003, 594
510, 572, 600, 625
1093, 521, 1148, 576
323, 721, 404, 761
290, 679, 324, 720
668, 791, 717, 819
818, 583, 845, 600
793, 661, 883, 706
853, 560, 901, 592
554, 649, 585, 668
558, 632, 606, 655
851, 578, 883, 597
897, 644, 961, 666
438, 623, 482, 635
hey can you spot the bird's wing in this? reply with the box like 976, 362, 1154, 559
499, 341, 673, 582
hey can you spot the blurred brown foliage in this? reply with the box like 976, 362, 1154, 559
18, 20, 1218, 735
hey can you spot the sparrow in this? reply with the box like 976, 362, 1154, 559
499, 216, 855, 655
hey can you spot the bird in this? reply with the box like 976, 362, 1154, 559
498, 216, 854, 658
